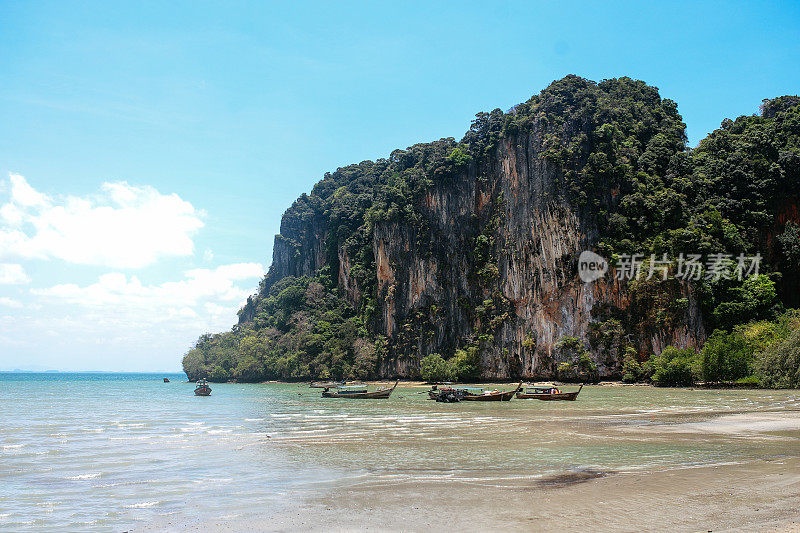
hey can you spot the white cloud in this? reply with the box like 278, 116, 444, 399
0, 297, 23, 308
0, 173, 205, 268
0, 263, 29, 284
0, 262, 263, 369
3, 172, 48, 207
32, 262, 264, 329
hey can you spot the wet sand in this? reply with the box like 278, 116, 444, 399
260, 457, 800, 532
156, 456, 800, 532
156, 409, 800, 532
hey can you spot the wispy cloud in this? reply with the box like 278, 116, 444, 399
0, 297, 23, 308
0, 263, 30, 285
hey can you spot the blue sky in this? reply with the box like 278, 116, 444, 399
1, 1, 798, 371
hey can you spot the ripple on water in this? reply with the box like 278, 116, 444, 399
3, 375, 800, 531
125, 501, 160, 509
64, 473, 102, 480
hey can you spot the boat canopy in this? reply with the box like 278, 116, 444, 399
336, 385, 368, 392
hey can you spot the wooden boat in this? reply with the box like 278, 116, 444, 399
460, 382, 522, 402
194, 379, 212, 396
321, 380, 398, 399
427, 385, 475, 402
516, 382, 583, 401
163, 377, 170, 383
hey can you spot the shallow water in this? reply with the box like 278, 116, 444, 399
1, 373, 799, 531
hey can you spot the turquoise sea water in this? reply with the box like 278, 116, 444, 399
1, 373, 799, 531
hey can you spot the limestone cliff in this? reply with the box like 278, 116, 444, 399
236, 75, 713, 379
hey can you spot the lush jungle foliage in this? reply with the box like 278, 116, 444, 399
183, 272, 387, 382
642, 310, 800, 388
419, 348, 481, 382
183, 75, 800, 386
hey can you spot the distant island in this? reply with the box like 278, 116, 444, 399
183, 75, 800, 389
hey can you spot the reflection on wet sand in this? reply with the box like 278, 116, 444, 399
535, 468, 612, 487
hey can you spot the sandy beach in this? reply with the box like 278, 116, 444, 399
140, 405, 800, 532
154, 456, 800, 532
259, 457, 800, 532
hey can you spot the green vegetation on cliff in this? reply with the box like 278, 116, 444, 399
644, 310, 800, 388
183, 272, 387, 381
183, 76, 800, 386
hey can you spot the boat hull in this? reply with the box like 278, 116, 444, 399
460, 382, 522, 402
515, 392, 579, 400
516, 385, 582, 401
461, 390, 516, 401
321, 390, 392, 399
321, 381, 398, 399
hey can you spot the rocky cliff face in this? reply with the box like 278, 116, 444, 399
366, 131, 704, 378
238, 76, 708, 379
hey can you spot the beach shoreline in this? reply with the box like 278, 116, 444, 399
234, 379, 783, 391
10, 374, 797, 532
274, 458, 800, 532
140, 408, 800, 532
143, 456, 800, 532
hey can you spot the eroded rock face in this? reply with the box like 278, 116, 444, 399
241, 134, 702, 381
238, 77, 707, 379
356, 128, 703, 378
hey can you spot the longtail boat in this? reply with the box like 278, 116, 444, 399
321, 380, 398, 399
427, 385, 478, 402
516, 382, 583, 401
194, 378, 212, 396
460, 382, 522, 402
